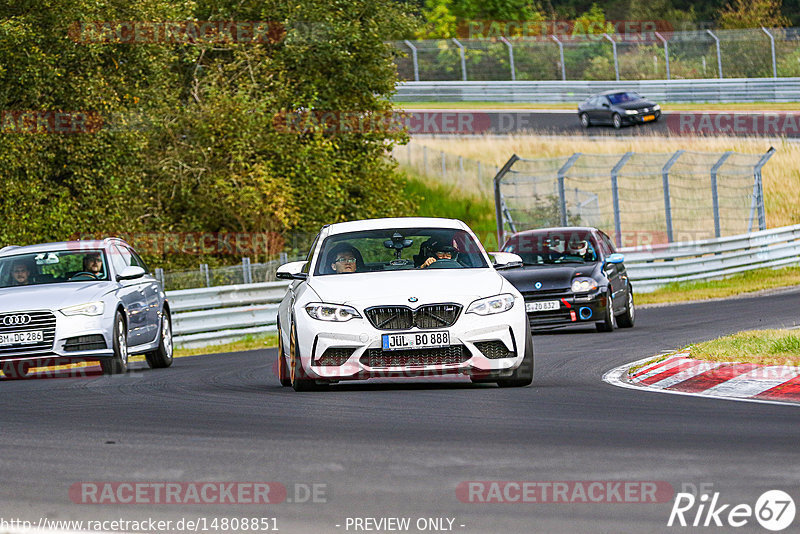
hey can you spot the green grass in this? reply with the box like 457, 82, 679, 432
402, 170, 502, 250
175, 333, 278, 356
395, 101, 800, 111
637, 266, 800, 305
672, 329, 800, 366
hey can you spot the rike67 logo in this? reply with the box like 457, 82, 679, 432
668, 489, 796, 531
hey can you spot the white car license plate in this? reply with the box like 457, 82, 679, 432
382, 331, 450, 351
0, 330, 44, 346
526, 300, 560, 313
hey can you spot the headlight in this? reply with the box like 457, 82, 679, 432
305, 302, 361, 322
466, 293, 515, 315
624, 109, 638, 115
653, 104, 661, 111
571, 278, 598, 293
60, 301, 105, 316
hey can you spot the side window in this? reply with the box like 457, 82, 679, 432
600, 232, 616, 254
301, 233, 320, 274
110, 245, 131, 274
128, 248, 149, 273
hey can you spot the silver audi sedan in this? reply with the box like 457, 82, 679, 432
0, 238, 173, 378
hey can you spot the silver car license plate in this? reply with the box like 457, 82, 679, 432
382, 331, 450, 351
0, 330, 44, 346
525, 300, 560, 312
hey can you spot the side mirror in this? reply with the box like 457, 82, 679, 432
605, 253, 625, 265
490, 252, 523, 270
276, 261, 308, 280
116, 265, 145, 281
602, 102, 610, 108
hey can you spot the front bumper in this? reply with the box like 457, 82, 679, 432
523, 291, 609, 329
623, 110, 661, 124
294, 302, 528, 381
0, 309, 114, 364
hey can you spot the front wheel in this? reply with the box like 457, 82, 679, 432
616, 290, 635, 328
289, 323, 325, 392
612, 113, 622, 129
101, 311, 129, 375
145, 310, 174, 369
276, 321, 291, 387
497, 322, 534, 388
580, 113, 590, 128
596, 291, 616, 332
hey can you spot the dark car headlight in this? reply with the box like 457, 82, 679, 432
571, 278, 598, 293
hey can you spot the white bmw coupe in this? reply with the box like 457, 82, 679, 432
275, 218, 533, 391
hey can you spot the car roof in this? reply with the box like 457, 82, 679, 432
508, 227, 599, 238
596, 90, 639, 96
325, 217, 469, 236
0, 238, 130, 258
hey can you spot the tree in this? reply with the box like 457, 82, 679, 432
718, 0, 790, 29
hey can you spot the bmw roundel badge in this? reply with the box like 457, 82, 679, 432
408, 297, 418, 303
534, 282, 542, 290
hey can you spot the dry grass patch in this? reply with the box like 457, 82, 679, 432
676, 329, 800, 366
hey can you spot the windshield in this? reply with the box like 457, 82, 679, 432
314, 228, 488, 275
502, 230, 599, 265
0, 249, 110, 287
607, 92, 641, 104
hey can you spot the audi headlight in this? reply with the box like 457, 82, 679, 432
624, 109, 638, 115
60, 301, 105, 316
653, 104, 661, 111
571, 278, 598, 293
305, 303, 361, 322
466, 293, 515, 315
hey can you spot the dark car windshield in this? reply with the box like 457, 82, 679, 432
314, 228, 488, 275
606, 92, 641, 105
0, 249, 110, 288
502, 231, 599, 265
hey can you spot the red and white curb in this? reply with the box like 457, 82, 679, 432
603, 352, 800, 406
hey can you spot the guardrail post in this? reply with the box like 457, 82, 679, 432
706, 30, 723, 79
452, 38, 468, 81
155, 267, 164, 287
200, 263, 211, 287
557, 153, 582, 226
551, 35, 566, 81
500, 36, 516, 81
611, 152, 633, 248
404, 40, 420, 82
753, 147, 776, 232
662, 150, 684, 243
761, 27, 777, 79
279, 252, 288, 265
603, 34, 620, 81
655, 31, 670, 80
494, 154, 521, 247
710, 151, 733, 238
242, 257, 252, 284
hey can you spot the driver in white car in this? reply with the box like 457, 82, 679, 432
419, 239, 455, 269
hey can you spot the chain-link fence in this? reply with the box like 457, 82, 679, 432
495, 149, 775, 248
394, 28, 800, 81
394, 142, 499, 198
155, 255, 306, 291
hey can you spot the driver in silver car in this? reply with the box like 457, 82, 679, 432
83, 252, 104, 277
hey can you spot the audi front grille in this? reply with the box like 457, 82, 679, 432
365, 304, 462, 331
0, 311, 57, 356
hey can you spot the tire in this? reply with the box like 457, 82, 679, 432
596, 291, 617, 332
289, 323, 325, 392
101, 311, 129, 375
616, 290, 635, 328
2, 361, 31, 379
580, 113, 590, 128
497, 321, 534, 388
276, 321, 291, 387
145, 310, 174, 369
612, 113, 622, 129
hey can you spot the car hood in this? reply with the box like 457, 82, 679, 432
499, 264, 599, 292
308, 269, 506, 308
0, 282, 114, 313
618, 100, 656, 110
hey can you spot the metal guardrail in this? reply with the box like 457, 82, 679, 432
166, 225, 800, 348
394, 79, 800, 103
620, 224, 800, 292
168, 282, 289, 349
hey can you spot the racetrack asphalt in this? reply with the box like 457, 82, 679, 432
1, 287, 800, 533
